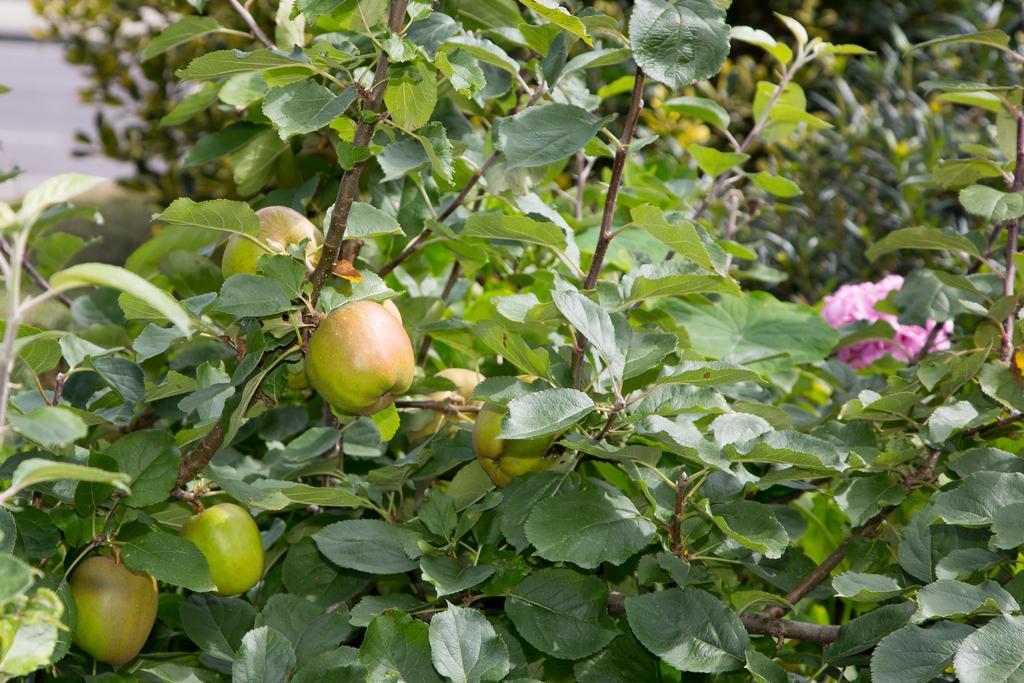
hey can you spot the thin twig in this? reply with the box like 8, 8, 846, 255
1002, 112, 1024, 362
227, 0, 274, 48
909, 323, 946, 366
571, 68, 646, 388
667, 49, 807, 260
308, 0, 409, 305
0, 238, 71, 307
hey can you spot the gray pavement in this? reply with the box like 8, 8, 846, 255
0, 0, 131, 200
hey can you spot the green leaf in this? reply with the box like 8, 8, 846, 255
954, 615, 1024, 683
313, 520, 422, 574
462, 212, 568, 250
384, 62, 438, 131
574, 633, 662, 682
525, 488, 657, 568
662, 95, 731, 130
496, 103, 612, 168
8, 407, 87, 449
142, 16, 224, 61
506, 568, 618, 659
745, 650, 789, 683
177, 48, 314, 81
930, 471, 1024, 526
872, 622, 974, 683
121, 531, 216, 592
4, 459, 129, 502
429, 604, 511, 683
105, 430, 180, 508
666, 293, 838, 371
629, 0, 731, 89
552, 290, 624, 380
832, 573, 904, 602
749, 172, 802, 197
160, 82, 221, 127
263, 81, 356, 139
625, 588, 748, 673
17, 174, 105, 226
730, 431, 846, 471
823, 603, 915, 663
255, 594, 353, 665
500, 471, 581, 552
347, 202, 405, 237
687, 144, 750, 176
180, 594, 257, 661
629, 205, 717, 273
419, 555, 495, 597
50, 263, 192, 336
623, 262, 739, 302
927, 401, 979, 441
502, 388, 595, 439
232, 626, 296, 683
933, 158, 1006, 189
959, 184, 1024, 221
214, 275, 293, 319
360, 612, 442, 683
519, 0, 591, 45
866, 226, 983, 261
909, 29, 1012, 53
729, 25, 793, 64
915, 579, 1017, 620
707, 500, 788, 558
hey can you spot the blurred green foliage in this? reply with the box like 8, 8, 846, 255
32, 0, 1024, 298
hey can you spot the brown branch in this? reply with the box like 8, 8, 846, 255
227, 0, 274, 48
0, 238, 72, 307
669, 471, 690, 557
571, 68, 645, 388
308, 0, 409, 305
176, 423, 225, 485
393, 398, 481, 416
1003, 112, 1024, 361
739, 612, 841, 645
961, 412, 1024, 438
605, 591, 840, 644
416, 261, 461, 365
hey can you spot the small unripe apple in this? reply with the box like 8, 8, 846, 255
407, 368, 483, 444
306, 300, 415, 415
181, 503, 264, 596
221, 206, 322, 278
70, 555, 158, 665
473, 403, 555, 487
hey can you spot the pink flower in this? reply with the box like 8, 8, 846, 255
821, 275, 953, 368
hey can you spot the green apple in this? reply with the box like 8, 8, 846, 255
473, 402, 555, 487
221, 205, 322, 278
306, 300, 415, 415
181, 503, 264, 596
70, 555, 159, 665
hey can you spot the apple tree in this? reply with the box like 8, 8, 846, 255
2, 1, 1024, 681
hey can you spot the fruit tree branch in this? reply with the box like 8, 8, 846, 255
604, 591, 840, 644
0, 238, 72, 308
176, 422, 224, 485
1002, 111, 1024, 361
572, 68, 645, 388
307, 0, 409, 305
227, 0, 274, 48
